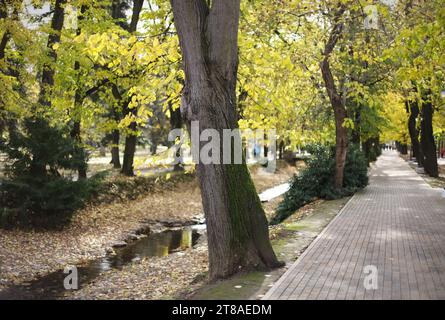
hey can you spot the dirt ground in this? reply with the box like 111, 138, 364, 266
0, 161, 297, 293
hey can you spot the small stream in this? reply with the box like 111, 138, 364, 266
0, 226, 202, 300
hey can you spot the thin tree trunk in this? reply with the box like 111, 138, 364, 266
71, 5, 88, 180
110, 128, 121, 168
351, 105, 361, 145
121, 122, 137, 176
320, 4, 347, 190
279, 140, 284, 160
420, 92, 438, 177
38, 0, 66, 107
0, 0, 10, 60
70, 118, 87, 179
28, 0, 65, 176
406, 100, 423, 166
120, 0, 144, 176
0, 33, 9, 60
263, 132, 268, 158
171, 0, 281, 281
109, 84, 122, 168
169, 104, 184, 171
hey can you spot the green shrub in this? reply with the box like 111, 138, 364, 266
0, 117, 87, 177
0, 117, 99, 227
270, 144, 368, 225
0, 173, 106, 228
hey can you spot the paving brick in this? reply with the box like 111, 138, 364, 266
263, 151, 445, 300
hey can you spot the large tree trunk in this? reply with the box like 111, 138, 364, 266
120, 0, 144, 176
319, 5, 348, 190
171, 0, 281, 281
406, 100, 423, 166
420, 92, 438, 177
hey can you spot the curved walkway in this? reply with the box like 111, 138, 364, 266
264, 151, 445, 300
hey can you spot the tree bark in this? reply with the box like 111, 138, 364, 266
320, 4, 347, 190
420, 92, 438, 177
171, 0, 281, 281
406, 100, 423, 166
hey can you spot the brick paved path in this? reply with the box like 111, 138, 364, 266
264, 151, 445, 300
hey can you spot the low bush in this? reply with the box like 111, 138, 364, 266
0, 173, 106, 228
270, 144, 368, 225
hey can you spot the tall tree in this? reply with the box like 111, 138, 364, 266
170, 0, 281, 280
70, 4, 89, 180
320, 4, 347, 189
120, 0, 144, 176
27, 0, 66, 176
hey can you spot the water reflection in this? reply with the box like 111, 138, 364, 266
0, 227, 201, 300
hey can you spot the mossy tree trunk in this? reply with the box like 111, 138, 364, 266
171, 0, 281, 281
